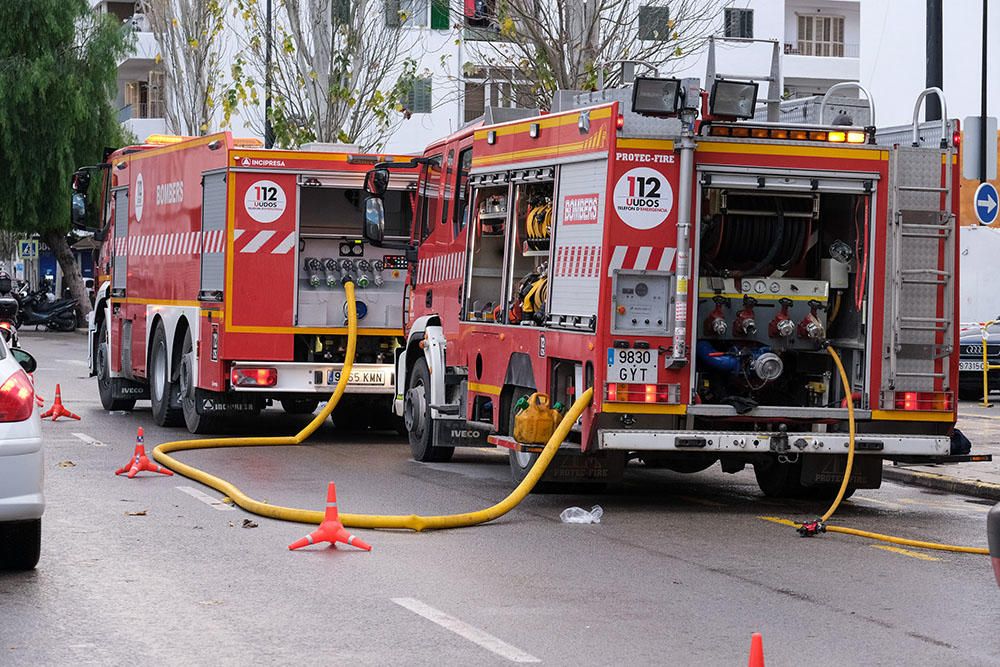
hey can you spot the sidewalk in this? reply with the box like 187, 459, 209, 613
883, 401, 1000, 500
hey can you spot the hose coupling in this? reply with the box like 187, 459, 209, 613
797, 519, 826, 537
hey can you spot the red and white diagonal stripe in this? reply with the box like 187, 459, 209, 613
417, 251, 464, 283
553, 245, 602, 278
111, 228, 296, 257
606, 246, 676, 277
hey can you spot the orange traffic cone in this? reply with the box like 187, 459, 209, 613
288, 482, 372, 552
115, 427, 173, 478
40, 384, 79, 421
748, 632, 765, 667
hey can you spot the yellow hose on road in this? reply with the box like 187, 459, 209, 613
777, 345, 989, 555
153, 280, 593, 531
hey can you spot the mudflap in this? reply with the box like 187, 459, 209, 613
433, 420, 491, 447
112, 377, 149, 401
196, 389, 264, 417
544, 451, 625, 485
800, 454, 882, 489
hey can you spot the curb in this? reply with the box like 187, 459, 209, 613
883, 466, 1000, 502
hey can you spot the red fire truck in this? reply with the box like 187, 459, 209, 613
362, 79, 969, 496
73, 134, 416, 433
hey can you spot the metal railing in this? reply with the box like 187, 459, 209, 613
783, 42, 860, 58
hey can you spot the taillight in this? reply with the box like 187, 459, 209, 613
0, 369, 34, 422
604, 383, 676, 403
893, 391, 953, 411
231, 367, 278, 387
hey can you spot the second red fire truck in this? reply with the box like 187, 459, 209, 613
362, 78, 968, 496
73, 135, 415, 433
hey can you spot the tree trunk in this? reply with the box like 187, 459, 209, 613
41, 230, 91, 324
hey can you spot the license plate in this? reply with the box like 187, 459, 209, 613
959, 360, 984, 371
607, 348, 659, 383
327, 370, 387, 386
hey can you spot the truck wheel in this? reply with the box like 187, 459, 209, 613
958, 387, 983, 401
0, 519, 41, 570
753, 456, 806, 497
281, 398, 319, 415
149, 325, 182, 427
179, 330, 221, 434
405, 357, 453, 462
96, 321, 135, 412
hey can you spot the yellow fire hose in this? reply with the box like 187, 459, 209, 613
153, 280, 594, 531
765, 345, 989, 555
151, 283, 985, 549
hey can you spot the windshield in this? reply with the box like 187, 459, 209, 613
299, 187, 412, 238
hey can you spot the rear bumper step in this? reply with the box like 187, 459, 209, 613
231, 361, 394, 394
598, 429, 950, 456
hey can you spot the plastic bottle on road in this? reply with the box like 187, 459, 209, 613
560, 505, 603, 524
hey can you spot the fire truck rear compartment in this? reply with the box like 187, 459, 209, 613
695, 188, 869, 411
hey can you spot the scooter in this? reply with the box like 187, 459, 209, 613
15, 288, 78, 332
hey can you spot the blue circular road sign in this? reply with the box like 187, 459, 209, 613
974, 182, 999, 225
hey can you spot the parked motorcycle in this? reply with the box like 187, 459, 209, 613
0, 271, 19, 346
14, 285, 78, 332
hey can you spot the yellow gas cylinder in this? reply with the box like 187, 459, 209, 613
513, 392, 562, 444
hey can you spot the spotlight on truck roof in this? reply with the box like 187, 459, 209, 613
631, 77, 682, 117
709, 79, 759, 119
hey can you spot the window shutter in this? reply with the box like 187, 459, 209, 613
385, 0, 401, 27
431, 0, 449, 29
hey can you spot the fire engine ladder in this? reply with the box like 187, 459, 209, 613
885, 89, 955, 391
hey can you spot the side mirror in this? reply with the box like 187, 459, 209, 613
71, 192, 88, 229
364, 168, 390, 197
364, 197, 386, 245
71, 170, 91, 193
11, 348, 36, 374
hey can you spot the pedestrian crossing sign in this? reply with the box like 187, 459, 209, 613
18, 240, 38, 259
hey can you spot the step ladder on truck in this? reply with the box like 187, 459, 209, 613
358, 72, 987, 496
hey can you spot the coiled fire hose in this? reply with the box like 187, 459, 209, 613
764, 344, 988, 555
153, 280, 593, 531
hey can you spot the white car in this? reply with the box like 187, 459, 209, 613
0, 336, 41, 570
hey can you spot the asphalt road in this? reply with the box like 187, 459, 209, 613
1, 332, 997, 666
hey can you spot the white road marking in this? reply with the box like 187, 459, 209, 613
176, 485, 236, 511
72, 432, 106, 447
392, 597, 540, 663
57, 359, 89, 367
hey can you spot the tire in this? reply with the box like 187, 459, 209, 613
149, 325, 182, 427
46, 309, 77, 332
405, 357, 453, 462
753, 456, 806, 498
179, 329, 221, 434
0, 519, 41, 570
96, 320, 135, 412
281, 398, 320, 415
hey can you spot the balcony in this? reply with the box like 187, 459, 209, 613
782, 42, 859, 83
121, 117, 167, 143
118, 30, 158, 69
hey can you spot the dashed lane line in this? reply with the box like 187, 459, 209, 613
71, 432, 106, 447
871, 544, 941, 562
56, 359, 89, 367
392, 597, 541, 664
176, 485, 235, 511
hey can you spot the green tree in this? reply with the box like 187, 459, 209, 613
0, 0, 130, 318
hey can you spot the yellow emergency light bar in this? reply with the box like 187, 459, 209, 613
145, 134, 264, 148
145, 134, 189, 145
706, 124, 872, 145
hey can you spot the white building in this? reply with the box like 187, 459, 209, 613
95, 1, 995, 151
